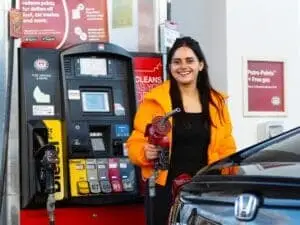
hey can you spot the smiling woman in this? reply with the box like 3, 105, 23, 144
127, 36, 236, 225
169, 46, 204, 86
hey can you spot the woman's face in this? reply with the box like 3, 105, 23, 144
169, 46, 204, 86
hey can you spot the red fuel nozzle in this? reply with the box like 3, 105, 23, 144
146, 108, 181, 196
146, 108, 181, 148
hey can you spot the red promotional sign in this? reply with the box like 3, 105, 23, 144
245, 59, 285, 116
20, 0, 108, 49
132, 54, 163, 105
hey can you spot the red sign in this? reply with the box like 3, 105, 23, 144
20, 0, 109, 49
247, 60, 285, 113
133, 54, 163, 105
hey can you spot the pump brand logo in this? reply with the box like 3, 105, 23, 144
34, 58, 49, 71
98, 43, 105, 50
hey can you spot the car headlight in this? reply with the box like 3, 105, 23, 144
168, 196, 183, 225
186, 208, 220, 225
169, 206, 221, 225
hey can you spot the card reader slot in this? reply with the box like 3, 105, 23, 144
89, 125, 110, 154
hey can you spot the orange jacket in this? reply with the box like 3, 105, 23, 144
126, 81, 236, 186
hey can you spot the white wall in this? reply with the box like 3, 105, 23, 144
171, 0, 228, 93
108, 0, 166, 52
107, 0, 139, 51
172, 0, 300, 149
226, 0, 300, 148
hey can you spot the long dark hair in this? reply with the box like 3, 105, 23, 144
167, 36, 225, 130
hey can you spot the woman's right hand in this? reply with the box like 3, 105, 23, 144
144, 143, 160, 161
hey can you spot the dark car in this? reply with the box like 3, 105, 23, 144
168, 127, 300, 225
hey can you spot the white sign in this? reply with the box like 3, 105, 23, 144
33, 86, 50, 103
32, 105, 54, 116
164, 27, 180, 48
68, 89, 80, 100
120, 163, 127, 169
161, 21, 180, 48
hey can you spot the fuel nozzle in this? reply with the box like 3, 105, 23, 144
33, 133, 58, 225
39, 144, 58, 225
146, 108, 181, 198
147, 107, 181, 147
41, 145, 58, 170
36, 144, 58, 225
152, 107, 181, 137
145, 107, 181, 169
161, 107, 181, 125
41, 144, 58, 194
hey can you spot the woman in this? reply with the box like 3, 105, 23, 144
127, 36, 236, 225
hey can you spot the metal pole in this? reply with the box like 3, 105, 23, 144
167, 0, 171, 20
2, 0, 20, 224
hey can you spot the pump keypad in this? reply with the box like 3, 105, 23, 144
69, 158, 136, 196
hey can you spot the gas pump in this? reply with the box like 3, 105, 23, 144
61, 42, 138, 204
19, 42, 139, 211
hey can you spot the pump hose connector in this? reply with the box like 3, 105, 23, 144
160, 107, 181, 125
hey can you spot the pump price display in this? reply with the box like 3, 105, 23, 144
79, 58, 107, 76
81, 92, 110, 112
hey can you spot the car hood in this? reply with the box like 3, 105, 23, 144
181, 162, 300, 198
176, 162, 300, 225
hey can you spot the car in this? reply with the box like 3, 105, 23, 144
168, 127, 300, 225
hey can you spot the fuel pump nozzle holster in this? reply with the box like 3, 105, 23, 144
40, 144, 58, 225
34, 134, 58, 225
40, 144, 58, 193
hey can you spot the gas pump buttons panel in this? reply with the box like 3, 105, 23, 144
86, 159, 101, 194
69, 158, 135, 196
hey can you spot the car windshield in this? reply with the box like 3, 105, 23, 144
242, 131, 300, 163
201, 127, 300, 177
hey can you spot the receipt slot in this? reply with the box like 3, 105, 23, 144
61, 43, 138, 203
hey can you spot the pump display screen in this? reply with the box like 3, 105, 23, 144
81, 92, 110, 112
79, 58, 107, 76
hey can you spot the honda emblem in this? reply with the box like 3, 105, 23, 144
234, 194, 259, 221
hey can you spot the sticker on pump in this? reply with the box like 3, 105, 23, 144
32, 105, 54, 116
114, 103, 125, 116
120, 163, 127, 168
33, 86, 50, 103
68, 90, 80, 100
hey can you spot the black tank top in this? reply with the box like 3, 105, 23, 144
168, 111, 210, 180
